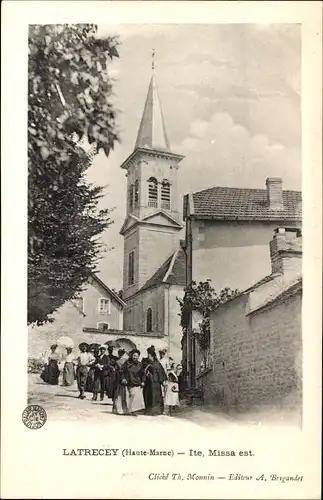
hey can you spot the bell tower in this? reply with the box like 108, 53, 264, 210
120, 53, 184, 301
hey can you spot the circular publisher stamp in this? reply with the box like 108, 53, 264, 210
22, 404, 47, 430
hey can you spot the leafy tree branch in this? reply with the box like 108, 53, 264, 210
178, 280, 239, 350
28, 24, 119, 325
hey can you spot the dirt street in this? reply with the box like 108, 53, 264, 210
28, 374, 300, 428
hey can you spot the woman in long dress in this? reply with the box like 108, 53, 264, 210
105, 346, 118, 399
40, 344, 60, 385
112, 349, 129, 415
123, 349, 145, 416
143, 346, 167, 416
63, 347, 75, 386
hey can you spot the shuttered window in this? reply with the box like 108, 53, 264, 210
129, 184, 134, 211
128, 251, 135, 286
99, 298, 110, 314
134, 179, 139, 208
97, 322, 109, 331
161, 179, 171, 209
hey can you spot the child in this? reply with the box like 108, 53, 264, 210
164, 371, 179, 415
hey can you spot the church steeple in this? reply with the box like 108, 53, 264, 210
120, 54, 184, 300
134, 51, 170, 152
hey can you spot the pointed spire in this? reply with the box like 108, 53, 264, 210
135, 51, 170, 152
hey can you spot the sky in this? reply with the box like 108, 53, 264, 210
86, 23, 301, 289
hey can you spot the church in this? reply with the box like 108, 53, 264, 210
119, 67, 186, 362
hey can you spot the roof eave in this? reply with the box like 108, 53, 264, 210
120, 147, 184, 170
245, 278, 302, 316
90, 272, 127, 308
189, 214, 302, 222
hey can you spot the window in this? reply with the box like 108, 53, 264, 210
161, 179, 171, 209
128, 251, 135, 286
97, 322, 109, 331
146, 308, 153, 332
72, 296, 84, 313
129, 184, 134, 212
98, 298, 110, 314
148, 177, 158, 207
134, 179, 139, 208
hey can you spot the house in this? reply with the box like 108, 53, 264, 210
195, 227, 302, 415
182, 178, 302, 387
28, 273, 126, 357
183, 177, 302, 292
117, 67, 186, 362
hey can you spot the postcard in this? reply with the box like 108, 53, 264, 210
1, 1, 322, 498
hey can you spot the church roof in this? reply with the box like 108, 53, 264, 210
186, 186, 301, 222
139, 247, 186, 293
135, 74, 170, 152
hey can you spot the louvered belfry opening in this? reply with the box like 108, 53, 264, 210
148, 177, 158, 207
161, 179, 171, 209
129, 184, 134, 211
134, 179, 139, 208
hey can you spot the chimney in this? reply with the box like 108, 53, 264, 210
269, 227, 302, 276
266, 177, 283, 210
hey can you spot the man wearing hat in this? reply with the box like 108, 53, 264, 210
92, 345, 110, 402
76, 343, 95, 399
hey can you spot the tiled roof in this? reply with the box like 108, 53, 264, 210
266, 277, 302, 305
243, 274, 279, 293
140, 247, 186, 292
192, 187, 302, 221
247, 277, 302, 315
166, 248, 186, 286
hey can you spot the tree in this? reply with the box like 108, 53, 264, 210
28, 24, 119, 325
177, 280, 239, 350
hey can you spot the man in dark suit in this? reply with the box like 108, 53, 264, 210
92, 345, 109, 401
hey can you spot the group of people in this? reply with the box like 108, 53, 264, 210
40, 342, 184, 416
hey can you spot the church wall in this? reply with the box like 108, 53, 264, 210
123, 228, 140, 299
138, 226, 180, 289
124, 285, 165, 333
123, 284, 184, 363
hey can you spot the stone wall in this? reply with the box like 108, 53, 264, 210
29, 320, 169, 360
199, 288, 302, 412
